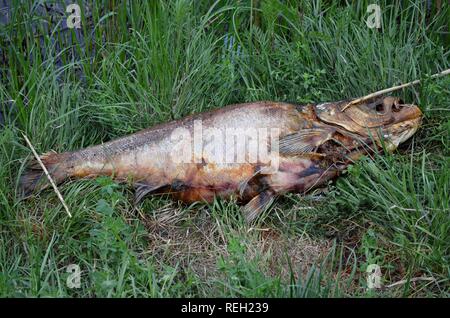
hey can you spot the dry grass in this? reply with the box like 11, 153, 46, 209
139, 202, 331, 286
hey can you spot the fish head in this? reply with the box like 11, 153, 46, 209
314, 96, 423, 151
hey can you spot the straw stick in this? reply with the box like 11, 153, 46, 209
22, 133, 72, 218
341, 68, 450, 111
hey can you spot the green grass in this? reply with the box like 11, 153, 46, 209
0, 0, 449, 297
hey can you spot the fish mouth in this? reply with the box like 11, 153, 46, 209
385, 114, 422, 148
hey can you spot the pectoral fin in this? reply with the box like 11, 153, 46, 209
241, 190, 276, 223
279, 128, 334, 155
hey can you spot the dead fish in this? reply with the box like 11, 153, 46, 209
20, 96, 422, 222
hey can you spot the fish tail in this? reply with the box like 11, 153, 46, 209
19, 151, 72, 197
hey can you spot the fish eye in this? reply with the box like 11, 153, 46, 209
366, 99, 388, 114
375, 103, 384, 113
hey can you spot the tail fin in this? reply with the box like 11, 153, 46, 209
19, 151, 70, 197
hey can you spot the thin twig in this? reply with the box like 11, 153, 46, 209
22, 133, 72, 218
342, 68, 450, 111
